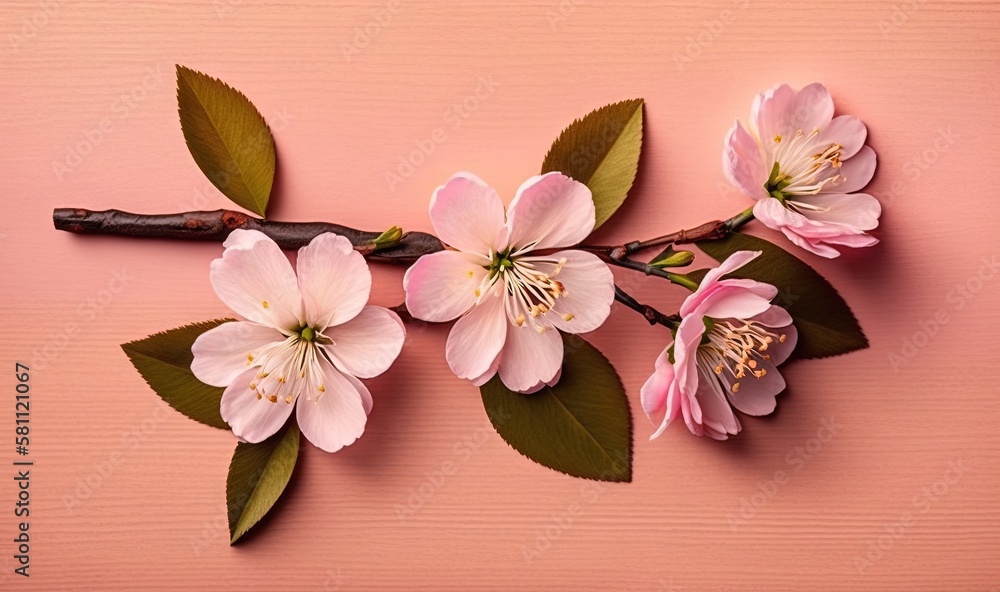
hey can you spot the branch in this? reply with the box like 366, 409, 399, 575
52, 208, 444, 264
614, 286, 679, 329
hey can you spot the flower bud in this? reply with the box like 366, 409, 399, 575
373, 226, 403, 250
650, 246, 695, 268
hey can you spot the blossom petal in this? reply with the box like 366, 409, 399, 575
724, 360, 786, 416
220, 367, 294, 443
445, 286, 508, 381
791, 192, 881, 231
531, 250, 615, 334
429, 171, 506, 255
497, 324, 563, 393
322, 306, 405, 379
723, 120, 768, 200
641, 348, 674, 419
505, 172, 595, 252
752, 83, 795, 139
697, 285, 774, 321
295, 361, 368, 453
792, 83, 835, 132
403, 250, 488, 322
834, 146, 877, 193
680, 250, 762, 317
210, 229, 302, 331
297, 233, 371, 329
470, 354, 501, 387
695, 369, 741, 436
820, 115, 867, 159
191, 321, 285, 387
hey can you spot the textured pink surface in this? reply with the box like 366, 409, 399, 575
2, 1, 999, 589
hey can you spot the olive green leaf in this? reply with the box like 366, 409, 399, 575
480, 334, 632, 482
121, 319, 234, 429
227, 422, 300, 544
542, 99, 644, 229
697, 232, 869, 359
176, 65, 275, 217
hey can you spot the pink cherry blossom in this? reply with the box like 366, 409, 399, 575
403, 171, 615, 393
640, 251, 798, 440
191, 229, 405, 452
724, 83, 881, 258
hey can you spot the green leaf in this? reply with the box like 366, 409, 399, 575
227, 422, 300, 544
121, 319, 234, 429
480, 335, 632, 482
541, 99, 643, 229
176, 65, 276, 217
697, 232, 869, 359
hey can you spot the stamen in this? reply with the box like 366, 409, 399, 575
262, 301, 269, 309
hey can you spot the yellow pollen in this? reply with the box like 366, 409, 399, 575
262, 300, 269, 309
256, 393, 262, 400
537, 326, 548, 335
762, 354, 771, 361
300, 370, 306, 378
285, 395, 293, 404
474, 289, 481, 297
249, 383, 257, 391
731, 382, 741, 393
773, 134, 782, 142
748, 359, 758, 369
246, 353, 254, 364
779, 333, 787, 343
562, 313, 574, 322
515, 315, 526, 326
755, 368, 767, 378
467, 271, 475, 278
715, 363, 724, 375
268, 395, 278, 403
530, 307, 541, 318
318, 385, 326, 393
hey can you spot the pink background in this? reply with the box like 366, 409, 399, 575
2, 0, 999, 589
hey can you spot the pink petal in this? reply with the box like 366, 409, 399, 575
297, 233, 371, 329
497, 324, 563, 393
792, 83, 835, 132
781, 228, 843, 259
220, 367, 294, 443
470, 354, 501, 387
723, 120, 768, 200
834, 146, 877, 193
794, 192, 882, 231
505, 172, 595, 252
429, 172, 506, 255
191, 321, 285, 387
680, 250, 762, 317
695, 369, 741, 436
752, 83, 796, 140
295, 361, 368, 453
820, 115, 868, 159
641, 348, 674, 419
672, 313, 708, 409
403, 250, 488, 322
519, 367, 563, 394
445, 286, 508, 381
322, 306, 405, 379
533, 250, 614, 334
696, 285, 774, 321
210, 230, 302, 331
724, 360, 786, 416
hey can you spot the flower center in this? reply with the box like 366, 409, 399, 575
245, 333, 328, 405
697, 318, 787, 394
480, 252, 572, 333
766, 128, 842, 198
